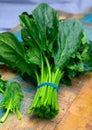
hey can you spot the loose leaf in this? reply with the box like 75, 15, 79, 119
0, 81, 24, 122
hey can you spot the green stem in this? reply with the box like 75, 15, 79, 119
0, 99, 12, 123
44, 55, 51, 81
16, 108, 22, 120
35, 71, 40, 84
28, 56, 63, 118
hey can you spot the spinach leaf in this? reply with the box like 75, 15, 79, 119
53, 18, 83, 69
19, 3, 59, 57
32, 3, 59, 52
0, 32, 32, 75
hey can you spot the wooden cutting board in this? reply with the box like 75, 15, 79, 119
0, 10, 92, 130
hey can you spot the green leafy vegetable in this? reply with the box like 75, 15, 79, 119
0, 81, 24, 123
0, 3, 92, 119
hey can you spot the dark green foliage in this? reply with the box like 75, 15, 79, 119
0, 32, 32, 76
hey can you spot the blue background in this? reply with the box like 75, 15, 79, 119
0, 0, 92, 32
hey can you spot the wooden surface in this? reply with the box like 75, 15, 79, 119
56, 73, 92, 130
0, 9, 92, 130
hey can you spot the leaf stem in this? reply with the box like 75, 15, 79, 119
0, 99, 12, 123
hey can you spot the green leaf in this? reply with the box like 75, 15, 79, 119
53, 18, 83, 69
0, 32, 32, 75
20, 14, 42, 50
19, 3, 59, 59
32, 3, 59, 52
26, 47, 41, 67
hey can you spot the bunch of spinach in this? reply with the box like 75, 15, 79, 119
0, 3, 92, 119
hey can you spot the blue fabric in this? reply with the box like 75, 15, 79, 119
0, 1, 92, 32
37, 82, 58, 91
